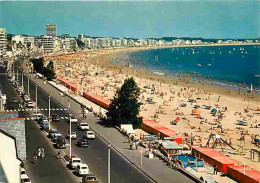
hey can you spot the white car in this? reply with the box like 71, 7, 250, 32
67, 116, 78, 123
78, 123, 89, 130
84, 131, 95, 139
69, 157, 82, 169
20, 168, 26, 175
53, 133, 63, 140
33, 113, 44, 121
21, 174, 31, 183
27, 102, 35, 108
67, 132, 77, 139
75, 163, 90, 175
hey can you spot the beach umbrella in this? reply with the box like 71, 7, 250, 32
176, 117, 181, 121
211, 108, 217, 114
192, 109, 201, 114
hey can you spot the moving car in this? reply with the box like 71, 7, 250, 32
69, 157, 82, 169
55, 138, 66, 149
27, 102, 35, 108
77, 138, 89, 147
21, 174, 31, 183
51, 114, 60, 122
67, 115, 78, 123
84, 131, 95, 139
67, 132, 77, 139
82, 175, 99, 183
48, 129, 58, 138
78, 123, 89, 130
75, 164, 89, 175
23, 95, 30, 102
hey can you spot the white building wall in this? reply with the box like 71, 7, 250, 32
0, 133, 21, 183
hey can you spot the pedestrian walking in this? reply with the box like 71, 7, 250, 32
57, 151, 61, 159
213, 164, 218, 175
37, 147, 41, 157
40, 147, 45, 159
33, 153, 38, 163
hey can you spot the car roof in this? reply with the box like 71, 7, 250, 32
21, 174, 29, 179
78, 163, 88, 167
87, 131, 94, 133
80, 123, 88, 125
71, 157, 81, 160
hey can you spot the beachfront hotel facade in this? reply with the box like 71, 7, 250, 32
46, 24, 57, 37
0, 28, 7, 62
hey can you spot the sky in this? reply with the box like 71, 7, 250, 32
0, 1, 259, 39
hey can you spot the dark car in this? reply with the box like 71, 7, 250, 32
77, 138, 89, 147
51, 114, 60, 122
48, 129, 58, 138
55, 138, 66, 149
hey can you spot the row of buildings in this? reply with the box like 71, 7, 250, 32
1, 24, 259, 57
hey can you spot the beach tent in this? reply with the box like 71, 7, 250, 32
211, 108, 217, 114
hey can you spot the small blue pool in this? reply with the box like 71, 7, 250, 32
173, 154, 204, 168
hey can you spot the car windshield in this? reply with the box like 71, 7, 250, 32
81, 124, 88, 126
88, 132, 94, 135
82, 167, 88, 169
74, 160, 81, 163
52, 130, 58, 133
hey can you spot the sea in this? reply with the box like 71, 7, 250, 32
114, 45, 260, 93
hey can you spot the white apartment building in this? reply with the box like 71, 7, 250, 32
35, 36, 60, 53
60, 37, 78, 51
12, 35, 24, 44
121, 38, 128, 46
0, 28, 7, 61
46, 24, 57, 37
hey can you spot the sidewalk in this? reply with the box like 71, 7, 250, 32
23, 64, 196, 183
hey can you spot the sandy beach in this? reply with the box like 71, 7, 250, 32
46, 45, 260, 170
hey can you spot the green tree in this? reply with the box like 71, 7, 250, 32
43, 61, 56, 81
106, 77, 142, 129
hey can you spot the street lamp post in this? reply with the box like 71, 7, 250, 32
108, 144, 111, 183
69, 114, 72, 158
140, 150, 143, 166
22, 73, 24, 89
48, 93, 51, 131
27, 77, 30, 95
35, 85, 38, 113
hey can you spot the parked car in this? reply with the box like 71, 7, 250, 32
82, 175, 99, 183
38, 117, 48, 124
41, 121, 49, 130
20, 168, 27, 175
12, 97, 18, 103
51, 114, 60, 122
67, 116, 78, 123
78, 123, 89, 130
75, 163, 89, 175
67, 132, 77, 139
52, 133, 63, 143
84, 131, 95, 139
21, 174, 31, 183
69, 157, 82, 169
33, 113, 44, 121
55, 137, 66, 149
48, 129, 58, 138
77, 138, 89, 147
27, 102, 35, 108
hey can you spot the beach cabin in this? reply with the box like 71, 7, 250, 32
159, 140, 183, 156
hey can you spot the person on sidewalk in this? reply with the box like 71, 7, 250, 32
40, 147, 45, 159
213, 164, 218, 175
38, 147, 41, 157
57, 151, 61, 159
33, 153, 38, 163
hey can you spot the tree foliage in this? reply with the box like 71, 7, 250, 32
31, 58, 56, 81
106, 77, 142, 129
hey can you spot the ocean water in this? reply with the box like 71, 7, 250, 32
118, 45, 260, 92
